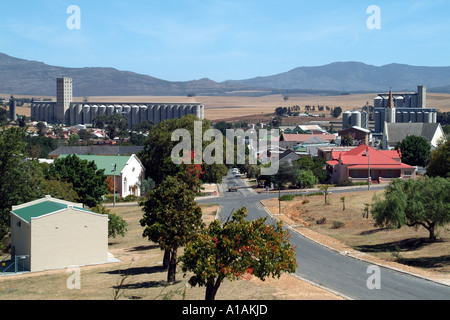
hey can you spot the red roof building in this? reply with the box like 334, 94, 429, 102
326, 145, 416, 184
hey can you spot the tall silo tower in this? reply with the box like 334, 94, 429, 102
56, 77, 73, 124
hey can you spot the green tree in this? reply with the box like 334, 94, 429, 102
426, 139, 450, 178
92, 114, 108, 129
39, 178, 80, 203
371, 178, 450, 240
140, 176, 203, 283
331, 106, 342, 118
341, 134, 354, 147
47, 155, 108, 208
106, 113, 129, 139
297, 170, 318, 188
0, 128, 44, 241
395, 135, 431, 167
180, 207, 298, 300
138, 115, 228, 185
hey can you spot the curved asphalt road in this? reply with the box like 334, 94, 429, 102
196, 171, 450, 300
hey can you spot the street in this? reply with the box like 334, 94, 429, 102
196, 170, 450, 300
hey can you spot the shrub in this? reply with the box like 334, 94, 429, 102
302, 199, 310, 205
331, 221, 345, 229
316, 217, 327, 225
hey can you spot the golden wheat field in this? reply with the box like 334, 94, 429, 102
3, 92, 450, 122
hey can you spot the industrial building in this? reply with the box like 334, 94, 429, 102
373, 86, 437, 133
9, 195, 109, 273
30, 77, 205, 128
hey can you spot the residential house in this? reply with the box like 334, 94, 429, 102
338, 126, 372, 146
58, 154, 145, 198
326, 145, 416, 184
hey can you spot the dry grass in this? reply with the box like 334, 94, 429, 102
6, 92, 450, 121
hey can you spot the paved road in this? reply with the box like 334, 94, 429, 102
196, 171, 450, 300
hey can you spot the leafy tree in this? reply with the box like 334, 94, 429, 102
180, 207, 298, 300
297, 170, 318, 188
275, 107, 288, 116
47, 155, 108, 207
395, 135, 431, 167
341, 134, 354, 147
0, 128, 44, 241
140, 176, 203, 283
92, 114, 108, 129
39, 178, 80, 203
426, 139, 450, 178
371, 178, 450, 240
106, 113, 129, 139
214, 121, 232, 136
78, 129, 93, 141
138, 115, 227, 185
331, 106, 342, 118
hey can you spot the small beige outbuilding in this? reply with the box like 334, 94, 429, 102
10, 195, 109, 273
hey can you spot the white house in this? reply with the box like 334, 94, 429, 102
58, 154, 146, 198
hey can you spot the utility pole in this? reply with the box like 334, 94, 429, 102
366, 147, 371, 191
111, 163, 117, 207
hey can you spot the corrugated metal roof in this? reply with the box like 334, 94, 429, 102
11, 201, 91, 224
57, 155, 131, 175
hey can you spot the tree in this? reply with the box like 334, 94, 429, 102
0, 128, 43, 242
318, 184, 332, 204
78, 129, 93, 141
341, 134, 354, 147
105, 113, 129, 139
395, 135, 431, 167
140, 176, 203, 283
371, 177, 450, 240
426, 139, 450, 178
138, 115, 228, 185
297, 170, 318, 189
331, 106, 342, 118
92, 114, 108, 129
47, 155, 108, 207
180, 207, 298, 300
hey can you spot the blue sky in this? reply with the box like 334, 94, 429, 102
1, 0, 449, 82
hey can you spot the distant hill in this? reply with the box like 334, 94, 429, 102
1, 53, 450, 96
0, 53, 249, 97
226, 62, 450, 93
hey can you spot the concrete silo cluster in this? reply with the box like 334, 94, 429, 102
30, 78, 205, 128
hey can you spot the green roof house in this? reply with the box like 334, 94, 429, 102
10, 195, 109, 273
58, 154, 145, 198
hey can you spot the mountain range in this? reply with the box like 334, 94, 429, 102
1, 53, 450, 97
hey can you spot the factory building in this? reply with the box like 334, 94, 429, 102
373, 86, 437, 133
31, 78, 205, 128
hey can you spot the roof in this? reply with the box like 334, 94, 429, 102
11, 201, 91, 224
58, 154, 133, 175
280, 134, 336, 143
385, 123, 442, 144
49, 146, 144, 156
328, 145, 414, 169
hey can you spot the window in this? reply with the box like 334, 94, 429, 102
404, 171, 412, 176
